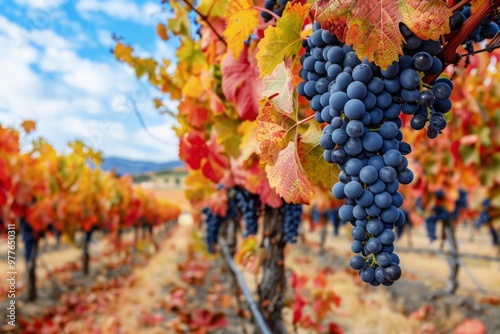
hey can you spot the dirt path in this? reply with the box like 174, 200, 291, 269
98, 224, 192, 333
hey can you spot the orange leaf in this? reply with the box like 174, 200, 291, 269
157, 23, 169, 40
21, 120, 36, 133
257, 101, 297, 165
315, 0, 452, 69
265, 141, 314, 204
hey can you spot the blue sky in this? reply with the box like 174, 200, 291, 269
0, 0, 181, 162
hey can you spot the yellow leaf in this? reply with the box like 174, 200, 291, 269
197, 0, 228, 18
223, 0, 259, 58
298, 122, 340, 191
257, 2, 311, 77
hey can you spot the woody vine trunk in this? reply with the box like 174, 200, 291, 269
258, 206, 287, 334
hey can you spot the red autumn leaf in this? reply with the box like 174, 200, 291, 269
221, 46, 262, 121
329, 322, 344, 334
453, 319, 486, 334
179, 131, 209, 169
191, 309, 228, 330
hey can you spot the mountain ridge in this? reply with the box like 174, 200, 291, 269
101, 157, 185, 175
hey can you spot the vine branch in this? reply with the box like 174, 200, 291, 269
424, 0, 493, 84
181, 0, 227, 46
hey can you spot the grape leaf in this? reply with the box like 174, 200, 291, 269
257, 101, 297, 165
262, 61, 295, 113
314, 0, 452, 69
298, 122, 340, 191
197, 0, 228, 18
221, 47, 262, 121
257, 2, 311, 77
265, 141, 314, 204
223, 0, 259, 58
312, 0, 354, 41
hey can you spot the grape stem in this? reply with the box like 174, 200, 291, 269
297, 114, 315, 125
254, 6, 281, 21
424, 0, 494, 84
181, 0, 227, 46
450, 0, 472, 12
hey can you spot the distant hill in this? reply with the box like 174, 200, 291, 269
101, 157, 185, 175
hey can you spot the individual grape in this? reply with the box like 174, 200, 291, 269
347, 81, 368, 99
381, 61, 399, 79
360, 267, 375, 283
379, 166, 397, 183
362, 132, 383, 152
410, 115, 427, 130
345, 158, 364, 175
356, 190, 374, 207
346, 120, 365, 139
344, 181, 363, 199
350, 255, 366, 270
379, 122, 399, 139
383, 149, 403, 167
374, 192, 392, 209
432, 82, 452, 100
351, 240, 364, 253
400, 69, 420, 89
366, 219, 384, 236
351, 226, 366, 241
352, 64, 373, 83
376, 252, 392, 267
418, 90, 435, 107
359, 165, 378, 184
344, 137, 363, 156
384, 264, 402, 281
332, 128, 349, 145
344, 99, 365, 119
412, 52, 433, 71
378, 229, 396, 245
332, 182, 346, 199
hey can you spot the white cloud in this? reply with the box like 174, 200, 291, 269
0, 13, 179, 162
14, 0, 66, 10
76, 0, 162, 25
96, 29, 114, 48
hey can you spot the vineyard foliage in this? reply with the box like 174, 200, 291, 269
114, 0, 499, 225
0, 124, 181, 237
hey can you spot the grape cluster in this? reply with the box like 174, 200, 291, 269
396, 210, 411, 238
261, 0, 291, 22
326, 207, 342, 236
453, 189, 468, 219
203, 200, 238, 253
425, 194, 451, 242
234, 187, 260, 237
298, 25, 418, 285
282, 203, 303, 243
397, 24, 454, 138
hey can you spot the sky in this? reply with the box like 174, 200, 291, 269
0, 0, 182, 162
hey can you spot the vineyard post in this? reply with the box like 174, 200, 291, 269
319, 212, 328, 255
258, 205, 286, 334
26, 238, 38, 302
82, 230, 93, 275
437, 217, 459, 296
